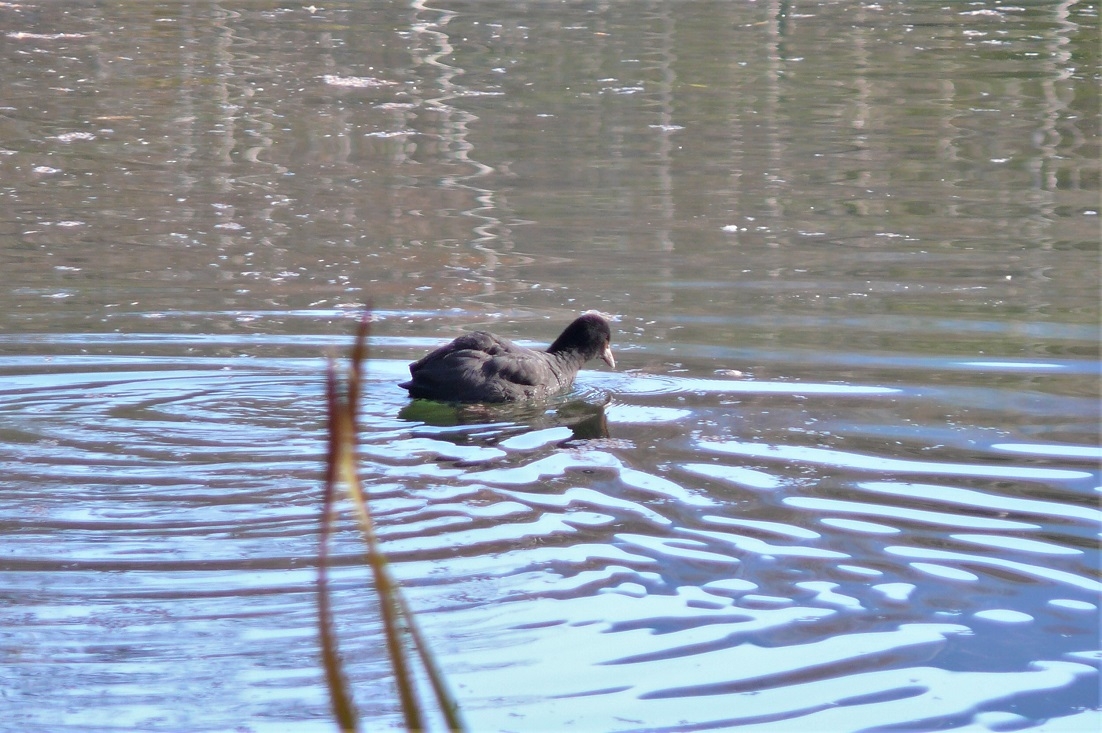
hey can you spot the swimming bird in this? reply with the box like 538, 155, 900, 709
399, 313, 615, 402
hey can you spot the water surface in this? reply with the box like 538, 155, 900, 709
0, 2, 1098, 731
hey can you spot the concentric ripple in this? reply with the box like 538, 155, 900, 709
0, 337, 1098, 732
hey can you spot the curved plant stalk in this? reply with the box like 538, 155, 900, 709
319, 363, 361, 733
319, 310, 467, 732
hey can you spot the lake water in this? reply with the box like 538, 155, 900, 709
1, 2, 1099, 731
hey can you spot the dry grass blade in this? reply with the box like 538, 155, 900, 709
320, 309, 467, 732
318, 363, 360, 733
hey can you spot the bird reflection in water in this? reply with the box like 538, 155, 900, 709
398, 394, 610, 442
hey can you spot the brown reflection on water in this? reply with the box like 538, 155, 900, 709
0, 2, 1095, 332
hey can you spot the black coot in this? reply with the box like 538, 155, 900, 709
399, 313, 615, 402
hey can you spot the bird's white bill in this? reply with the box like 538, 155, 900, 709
601, 345, 616, 368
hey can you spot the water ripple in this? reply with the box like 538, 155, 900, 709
1, 344, 1097, 732
699, 440, 1095, 481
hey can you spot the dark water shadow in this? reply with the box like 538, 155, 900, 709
397, 394, 610, 442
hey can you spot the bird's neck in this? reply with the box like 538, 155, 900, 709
547, 347, 587, 373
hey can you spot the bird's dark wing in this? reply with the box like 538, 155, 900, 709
483, 351, 554, 387
402, 330, 560, 401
